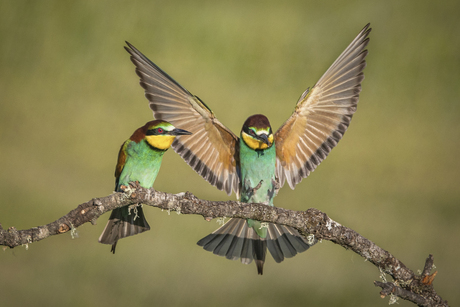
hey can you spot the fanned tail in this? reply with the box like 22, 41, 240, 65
266, 223, 315, 263
197, 218, 315, 274
98, 205, 150, 253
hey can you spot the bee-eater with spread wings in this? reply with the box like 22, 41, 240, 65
99, 120, 192, 253
125, 24, 371, 274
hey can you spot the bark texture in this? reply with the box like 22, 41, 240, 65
0, 183, 448, 306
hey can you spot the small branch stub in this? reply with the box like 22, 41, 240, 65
422, 271, 438, 286
58, 224, 70, 233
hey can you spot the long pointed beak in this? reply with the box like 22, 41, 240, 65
258, 134, 270, 145
171, 128, 192, 136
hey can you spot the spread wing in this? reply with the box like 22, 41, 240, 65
125, 42, 240, 196
275, 24, 371, 189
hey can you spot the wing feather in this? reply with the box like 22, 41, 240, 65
125, 42, 240, 196
275, 24, 371, 189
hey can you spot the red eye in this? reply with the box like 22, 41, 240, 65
157, 128, 164, 133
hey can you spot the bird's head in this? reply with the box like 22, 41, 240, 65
241, 114, 274, 150
134, 120, 192, 150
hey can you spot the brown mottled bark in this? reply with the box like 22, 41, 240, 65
0, 182, 448, 306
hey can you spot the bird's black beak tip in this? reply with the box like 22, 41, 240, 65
173, 128, 193, 136
259, 134, 270, 145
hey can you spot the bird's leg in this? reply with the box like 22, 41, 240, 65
242, 179, 264, 200
252, 180, 264, 193
119, 181, 139, 198
272, 178, 280, 197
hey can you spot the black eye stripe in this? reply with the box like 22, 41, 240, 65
146, 128, 169, 136
243, 126, 257, 136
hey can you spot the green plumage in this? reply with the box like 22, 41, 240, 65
116, 139, 165, 191
239, 137, 277, 238
109, 139, 166, 240
197, 115, 312, 275
99, 120, 191, 253
99, 139, 164, 253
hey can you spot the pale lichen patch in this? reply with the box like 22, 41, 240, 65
216, 217, 226, 225
70, 223, 78, 239
259, 222, 269, 229
306, 234, 316, 245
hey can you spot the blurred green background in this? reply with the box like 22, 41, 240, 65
1, 1, 459, 306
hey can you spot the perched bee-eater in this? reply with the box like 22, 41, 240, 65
99, 120, 192, 253
125, 24, 371, 274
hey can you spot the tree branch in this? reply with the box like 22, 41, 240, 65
0, 182, 448, 306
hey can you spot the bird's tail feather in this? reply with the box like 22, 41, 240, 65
98, 205, 150, 253
197, 218, 314, 274
266, 223, 313, 263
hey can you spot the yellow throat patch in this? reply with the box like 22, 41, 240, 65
242, 131, 273, 150
145, 135, 176, 150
